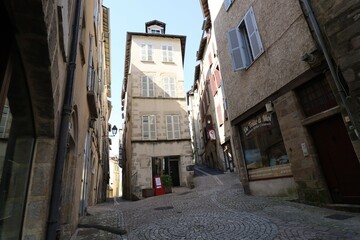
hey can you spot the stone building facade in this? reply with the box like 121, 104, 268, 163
0, 0, 112, 239
188, 0, 235, 172
121, 21, 193, 200
210, 0, 360, 204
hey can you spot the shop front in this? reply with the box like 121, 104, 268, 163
239, 111, 296, 197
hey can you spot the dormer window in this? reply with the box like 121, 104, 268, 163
147, 26, 164, 34
145, 20, 166, 34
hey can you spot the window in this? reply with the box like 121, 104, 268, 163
141, 76, 155, 97
141, 44, 153, 61
162, 45, 173, 62
163, 77, 176, 97
240, 112, 289, 171
166, 115, 180, 139
296, 75, 337, 117
142, 115, 156, 140
224, 0, 234, 11
227, 6, 263, 71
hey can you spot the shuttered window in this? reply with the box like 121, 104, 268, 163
141, 76, 154, 97
162, 45, 173, 62
141, 44, 153, 61
227, 6, 263, 71
142, 115, 156, 140
163, 77, 176, 97
166, 115, 180, 139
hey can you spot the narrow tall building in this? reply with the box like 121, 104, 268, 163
121, 20, 193, 200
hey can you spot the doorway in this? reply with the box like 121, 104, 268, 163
309, 114, 360, 204
152, 156, 180, 187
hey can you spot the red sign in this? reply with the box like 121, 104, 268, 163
153, 176, 165, 196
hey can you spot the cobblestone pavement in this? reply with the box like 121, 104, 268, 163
72, 166, 360, 239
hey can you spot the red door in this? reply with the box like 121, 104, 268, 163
309, 115, 360, 204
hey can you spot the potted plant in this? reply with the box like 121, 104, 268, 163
161, 174, 173, 194
141, 188, 155, 198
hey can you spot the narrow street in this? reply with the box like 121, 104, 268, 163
72, 166, 360, 240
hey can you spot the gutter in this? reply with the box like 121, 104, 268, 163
301, 0, 360, 139
46, 0, 82, 238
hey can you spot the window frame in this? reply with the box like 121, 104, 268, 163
161, 45, 173, 62
163, 77, 176, 97
166, 115, 180, 140
141, 76, 155, 97
142, 115, 156, 140
141, 44, 153, 61
227, 6, 263, 71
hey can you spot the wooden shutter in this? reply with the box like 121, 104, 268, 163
173, 116, 180, 139
166, 115, 173, 139
87, 35, 94, 90
224, 0, 233, 11
141, 44, 146, 61
210, 74, 217, 96
227, 28, 246, 71
142, 116, 149, 139
147, 45, 153, 61
244, 6, 263, 60
162, 45, 167, 62
149, 115, 156, 139
214, 68, 221, 89
168, 46, 173, 62
148, 76, 154, 96
141, 76, 147, 96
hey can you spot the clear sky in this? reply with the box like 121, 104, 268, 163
103, 0, 204, 157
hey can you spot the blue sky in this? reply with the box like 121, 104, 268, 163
103, 0, 204, 156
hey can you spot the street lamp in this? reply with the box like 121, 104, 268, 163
111, 125, 118, 136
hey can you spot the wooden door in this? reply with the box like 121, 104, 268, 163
309, 115, 360, 204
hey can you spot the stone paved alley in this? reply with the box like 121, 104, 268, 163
72, 166, 360, 239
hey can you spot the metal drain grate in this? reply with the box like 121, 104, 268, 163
154, 206, 174, 211
325, 214, 354, 220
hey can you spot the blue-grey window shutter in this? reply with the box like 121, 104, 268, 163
244, 6, 263, 60
227, 28, 245, 71
224, 0, 233, 11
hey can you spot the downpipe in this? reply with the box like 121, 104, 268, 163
46, 0, 82, 239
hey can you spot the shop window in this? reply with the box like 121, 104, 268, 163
296, 75, 337, 117
240, 112, 289, 171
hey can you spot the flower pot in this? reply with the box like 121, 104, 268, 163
142, 188, 155, 198
164, 186, 172, 194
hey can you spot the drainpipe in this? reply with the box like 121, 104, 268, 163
46, 0, 82, 239
301, 0, 360, 139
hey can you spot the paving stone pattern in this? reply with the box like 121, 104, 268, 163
73, 166, 360, 239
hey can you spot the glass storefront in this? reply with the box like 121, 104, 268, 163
240, 111, 290, 180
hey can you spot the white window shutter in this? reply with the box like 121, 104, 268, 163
173, 116, 180, 139
170, 77, 176, 97
142, 116, 149, 139
149, 115, 156, 139
227, 28, 245, 71
162, 46, 167, 61
244, 6, 263, 60
141, 44, 146, 61
148, 76, 154, 96
141, 76, 147, 96
168, 46, 173, 62
166, 116, 173, 139
148, 45, 153, 61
